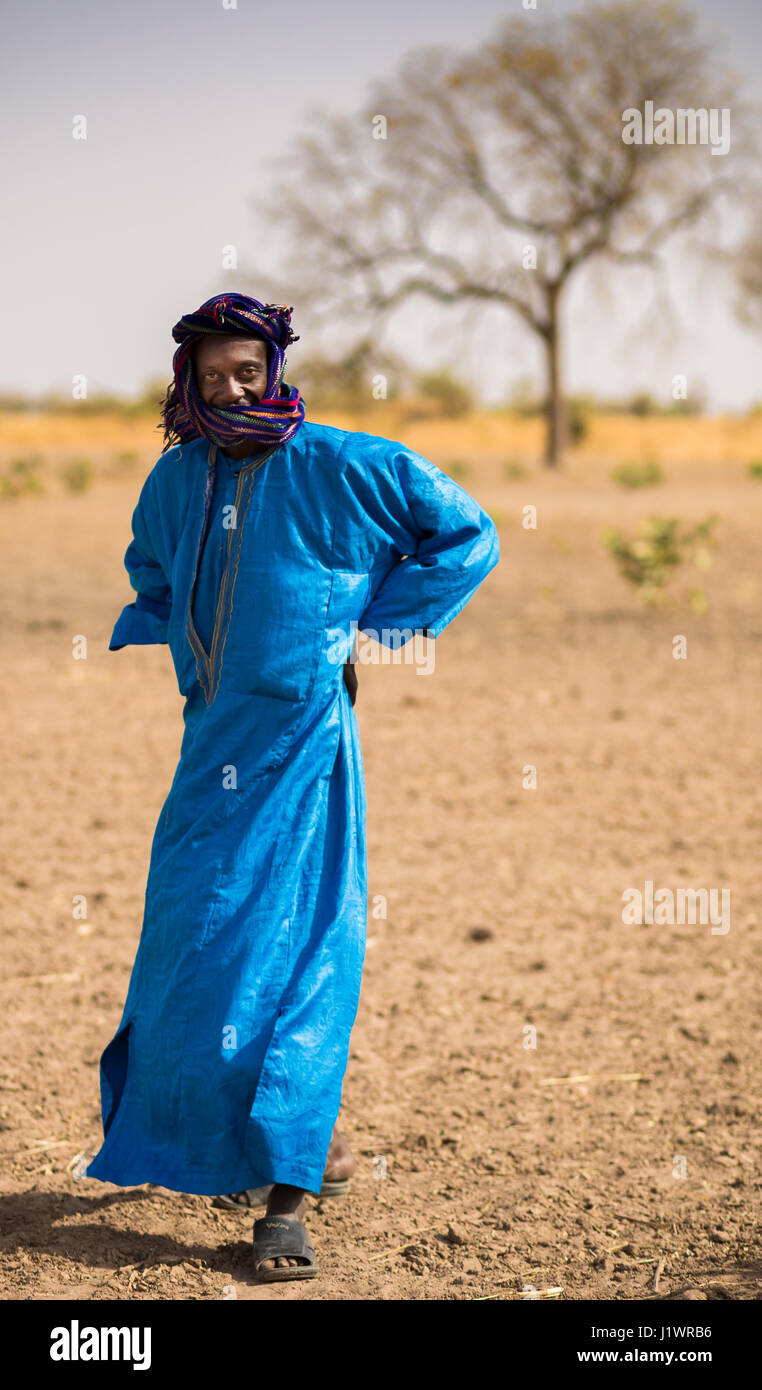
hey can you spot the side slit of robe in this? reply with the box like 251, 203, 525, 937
100, 1020, 133, 1137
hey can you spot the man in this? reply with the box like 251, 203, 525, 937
85, 292, 500, 1282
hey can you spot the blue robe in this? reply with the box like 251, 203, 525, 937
85, 421, 500, 1196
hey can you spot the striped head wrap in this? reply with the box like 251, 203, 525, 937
160, 292, 305, 452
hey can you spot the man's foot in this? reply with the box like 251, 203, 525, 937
323, 1128, 356, 1183
257, 1184, 310, 1271
255, 1130, 356, 1271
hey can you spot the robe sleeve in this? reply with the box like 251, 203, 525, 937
357, 446, 500, 647
109, 473, 173, 651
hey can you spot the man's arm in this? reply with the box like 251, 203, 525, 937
357, 445, 500, 647
109, 472, 173, 651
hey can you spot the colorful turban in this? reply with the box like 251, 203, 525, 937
160, 292, 305, 451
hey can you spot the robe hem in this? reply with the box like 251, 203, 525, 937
83, 1156, 325, 1198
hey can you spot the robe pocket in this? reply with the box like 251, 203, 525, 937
222, 563, 333, 706
222, 619, 325, 703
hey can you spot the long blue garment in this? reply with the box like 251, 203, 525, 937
85, 421, 500, 1196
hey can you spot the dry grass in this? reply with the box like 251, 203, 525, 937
2, 407, 762, 503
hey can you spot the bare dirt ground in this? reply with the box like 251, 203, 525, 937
1, 447, 761, 1301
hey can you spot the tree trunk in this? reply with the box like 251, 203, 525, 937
543, 286, 566, 468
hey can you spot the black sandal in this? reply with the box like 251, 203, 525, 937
252, 1214, 318, 1282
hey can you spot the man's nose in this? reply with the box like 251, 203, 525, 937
218, 378, 247, 403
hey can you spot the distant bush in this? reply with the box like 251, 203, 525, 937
415, 371, 474, 419
667, 395, 705, 417
621, 392, 706, 418
504, 460, 527, 480
611, 458, 664, 489
689, 587, 709, 615
65, 392, 126, 414
131, 377, 173, 414
500, 386, 702, 421
0, 454, 45, 499
629, 392, 657, 417
60, 458, 94, 493
446, 459, 470, 479
602, 514, 718, 606
747, 460, 762, 480
567, 397, 592, 447
503, 391, 593, 439
298, 340, 408, 410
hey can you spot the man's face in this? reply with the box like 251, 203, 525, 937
194, 335, 269, 409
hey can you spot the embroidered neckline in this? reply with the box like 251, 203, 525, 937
185, 440, 283, 705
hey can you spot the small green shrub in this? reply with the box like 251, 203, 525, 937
0, 454, 45, 499
446, 458, 470, 479
504, 460, 527, 480
415, 371, 474, 419
567, 397, 591, 447
689, 587, 709, 615
629, 392, 657, 417
602, 514, 718, 606
611, 458, 665, 489
747, 460, 762, 480
60, 457, 94, 493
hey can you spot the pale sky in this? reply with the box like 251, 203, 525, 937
1, 0, 761, 410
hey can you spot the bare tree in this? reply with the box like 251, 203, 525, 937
259, 0, 746, 466
734, 223, 762, 328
